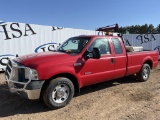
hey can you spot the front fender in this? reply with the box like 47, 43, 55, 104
37, 66, 82, 87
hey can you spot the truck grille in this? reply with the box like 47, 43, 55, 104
5, 59, 31, 90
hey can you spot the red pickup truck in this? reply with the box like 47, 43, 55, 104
5, 35, 159, 109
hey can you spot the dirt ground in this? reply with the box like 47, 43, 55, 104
0, 62, 160, 120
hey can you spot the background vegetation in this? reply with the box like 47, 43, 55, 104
118, 24, 160, 34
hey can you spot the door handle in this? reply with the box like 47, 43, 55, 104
111, 58, 115, 64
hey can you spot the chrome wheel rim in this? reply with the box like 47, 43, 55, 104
52, 84, 70, 104
142, 67, 149, 80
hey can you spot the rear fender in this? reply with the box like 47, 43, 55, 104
142, 56, 153, 69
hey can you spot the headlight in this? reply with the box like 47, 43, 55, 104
12, 61, 18, 67
25, 68, 39, 80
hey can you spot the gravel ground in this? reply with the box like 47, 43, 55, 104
0, 62, 160, 120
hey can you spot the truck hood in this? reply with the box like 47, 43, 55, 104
15, 52, 75, 68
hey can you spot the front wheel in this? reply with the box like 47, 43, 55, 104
42, 77, 74, 109
137, 64, 150, 82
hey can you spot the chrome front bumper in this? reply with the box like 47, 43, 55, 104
5, 59, 44, 100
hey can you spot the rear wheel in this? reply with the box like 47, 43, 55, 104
137, 64, 150, 82
42, 77, 74, 109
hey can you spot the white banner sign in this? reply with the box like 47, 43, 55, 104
0, 21, 99, 70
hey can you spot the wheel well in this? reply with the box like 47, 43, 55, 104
144, 60, 152, 69
41, 73, 80, 98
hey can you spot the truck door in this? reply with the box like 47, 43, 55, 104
111, 38, 127, 79
80, 38, 115, 86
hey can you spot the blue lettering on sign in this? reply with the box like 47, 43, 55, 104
154, 46, 160, 55
52, 26, 64, 31
136, 34, 156, 44
0, 21, 6, 32
0, 23, 36, 40
0, 21, 5, 24
0, 54, 15, 57
35, 43, 58, 53
0, 54, 15, 66
124, 39, 131, 46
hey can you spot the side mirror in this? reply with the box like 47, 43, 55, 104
83, 47, 101, 60
92, 48, 101, 59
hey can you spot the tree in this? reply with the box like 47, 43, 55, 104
148, 24, 154, 33
156, 24, 160, 33
118, 24, 158, 34
140, 24, 148, 34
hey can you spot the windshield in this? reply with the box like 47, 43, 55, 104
57, 37, 91, 54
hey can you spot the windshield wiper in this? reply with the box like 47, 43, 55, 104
57, 50, 73, 53
57, 50, 66, 52
57, 50, 79, 54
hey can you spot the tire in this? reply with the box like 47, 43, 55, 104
137, 64, 150, 82
42, 77, 74, 109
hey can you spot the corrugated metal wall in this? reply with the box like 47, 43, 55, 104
123, 34, 160, 59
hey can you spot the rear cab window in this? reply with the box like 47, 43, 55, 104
111, 38, 123, 54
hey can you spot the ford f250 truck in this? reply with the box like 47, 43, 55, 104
5, 35, 159, 109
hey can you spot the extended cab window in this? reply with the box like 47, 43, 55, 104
88, 38, 111, 55
111, 38, 123, 54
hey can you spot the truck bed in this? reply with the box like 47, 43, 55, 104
126, 50, 159, 76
